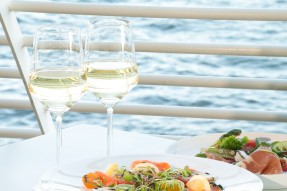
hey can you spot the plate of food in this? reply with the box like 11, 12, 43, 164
35, 154, 263, 191
166, 129, 287, 190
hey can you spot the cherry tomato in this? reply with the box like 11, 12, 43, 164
244, 139, 257, 152
281, 159, 287, 171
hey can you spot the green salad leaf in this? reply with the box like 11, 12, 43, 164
218, 135, 249, 150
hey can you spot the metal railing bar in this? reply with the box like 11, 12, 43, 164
9, 1, 287, 21
0, 68, 20, 78
135, 42, 287, 57
1, 98, 287, 122
0, 128, 41, 139
75, 103, 287, 122
0, 35, 284, 57
0, 35, 8, 45
1, 68, 287, 90
139, 75, 287, 90
0, 98, 31, 110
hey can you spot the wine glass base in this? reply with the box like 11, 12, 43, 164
33, 168, 85, 191
33, 183, 81, 191
33, 157, 112, 191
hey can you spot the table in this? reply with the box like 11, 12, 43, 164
0, 125, 175, 191
0, 124, 285, 191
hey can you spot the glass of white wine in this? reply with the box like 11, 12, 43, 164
85, 19, 138, 157
29, 26, 87, 171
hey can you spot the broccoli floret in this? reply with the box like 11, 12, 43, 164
218, 135, 249, 150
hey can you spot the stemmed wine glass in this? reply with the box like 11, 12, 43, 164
85, 19, 138, 156
29, 26, 87, 171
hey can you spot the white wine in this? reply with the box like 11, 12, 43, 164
29, 67, 88, 115
86, 61, 138, 106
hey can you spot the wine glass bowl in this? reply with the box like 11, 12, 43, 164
29, 26, 87, 117
85, 19, 138, 107
85, 18, 138, 156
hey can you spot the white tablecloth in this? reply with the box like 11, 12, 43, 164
0, 125, 285, 191
0, 125, 175, 191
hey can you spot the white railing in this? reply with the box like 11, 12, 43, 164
1, 98, 287, 122
8, 1, 287, 21
2, 35, 287, 57
2, 68, 287, 90
1, 0, 287, 139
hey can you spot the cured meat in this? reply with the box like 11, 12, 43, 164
205, 152, 235, 163
205, 152, 229, 162
236, 147, 283, 174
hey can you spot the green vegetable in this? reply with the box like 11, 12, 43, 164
241, 136, 249, 145
271, 141, 280, 146
195, 153, 207, 158
181, 166, 192, 177
115, 184, 135, 191
123, 171, 134, 182
219, 129, 242, 140
155, 179, 185, 191
256, 138, 271, 147
218, 135, 249, 150
272, 141, 287, 157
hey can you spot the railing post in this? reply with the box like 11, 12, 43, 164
0, 0, 54, 134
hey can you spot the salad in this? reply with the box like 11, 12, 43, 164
82, 159, 223, 191
195, 129, 287, 175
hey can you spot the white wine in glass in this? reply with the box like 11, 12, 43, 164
29, 69, 87, 114
85, 19, 138, 156
29, 26, 87, 189
86, 61, 138, 104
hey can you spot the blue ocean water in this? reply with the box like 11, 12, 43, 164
1, 0, 287, 146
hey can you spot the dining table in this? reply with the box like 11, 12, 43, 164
0, 124, 284, 191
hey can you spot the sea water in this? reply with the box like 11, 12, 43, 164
1, 0, 287, 146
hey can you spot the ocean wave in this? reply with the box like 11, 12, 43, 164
1, 0, 287, 146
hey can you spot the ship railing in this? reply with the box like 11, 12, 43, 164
1, 0, 287, 140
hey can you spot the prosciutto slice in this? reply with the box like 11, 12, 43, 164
205, 152, 235, 163
236, 147, 283, 174
205, 152, 230, 162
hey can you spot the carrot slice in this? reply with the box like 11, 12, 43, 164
155, 162, 171, 171
82, 171, 117, 189
82, 172, 102, 189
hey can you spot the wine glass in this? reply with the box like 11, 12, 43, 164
85, 19, 138, 156
29, 26, 87, 170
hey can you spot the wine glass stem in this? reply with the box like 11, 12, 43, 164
56, 115, 63, 168
107, 107, 114, 157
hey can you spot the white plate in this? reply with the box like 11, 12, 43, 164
35, 154, 263, 191
166, 132, 287, 190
